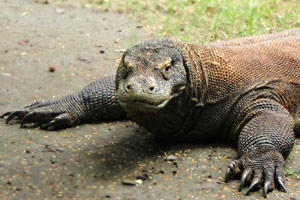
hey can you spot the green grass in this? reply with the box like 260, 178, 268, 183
54, 0, 299, 43
285, 167, 300, 179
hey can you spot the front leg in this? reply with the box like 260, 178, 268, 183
225, 99, 295, 197
1, 76, 126, 130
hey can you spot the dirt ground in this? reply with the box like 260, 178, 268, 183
0, 0, 299, 199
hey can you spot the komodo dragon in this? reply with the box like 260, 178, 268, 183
1, 28, 300, 197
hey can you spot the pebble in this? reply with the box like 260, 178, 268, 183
49, 65, 56, 72
166, 155, 177, 161
55, 147, 64, 152
17, 39, 29, 45
78, 54, 92, 64
25, 150, 31, 154
121, 179, 142, 186
56, 8, 64, 14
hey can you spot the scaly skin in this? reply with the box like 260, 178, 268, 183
2, 28, 300, 197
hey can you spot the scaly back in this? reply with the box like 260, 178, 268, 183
178, 28, 300, 106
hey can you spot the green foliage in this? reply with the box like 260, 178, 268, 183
90, 0, 300, 43
285, 167, 300, 179
60, 0, 300, 42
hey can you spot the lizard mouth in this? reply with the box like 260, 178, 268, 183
119, 98, 170, 111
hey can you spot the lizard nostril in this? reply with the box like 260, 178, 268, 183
149, 86, 155, 92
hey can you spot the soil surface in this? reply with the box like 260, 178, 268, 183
0, 0, 299, 199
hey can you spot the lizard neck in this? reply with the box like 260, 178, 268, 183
178, 42, 237, 106
177, 42, 209, 106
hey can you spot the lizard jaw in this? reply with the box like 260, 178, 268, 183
119, 98, 170, 112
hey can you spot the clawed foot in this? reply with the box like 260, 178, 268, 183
1, 101, 76, 130
225, 149, 287, 198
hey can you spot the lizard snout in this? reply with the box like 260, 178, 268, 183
125, 76, 157, 94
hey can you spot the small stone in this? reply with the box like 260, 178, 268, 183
166, 155, 177, 161
121, 179, 142, 186
20, 52, 27, 56
78, 54, 92, 64
17, 39, 29, 45
56, 8, 64, 14
2, 72, 12, 76
25, 150, 31, 154
49, 65, 56, 72
50, 160, 57, 164
55, 147, 64, 152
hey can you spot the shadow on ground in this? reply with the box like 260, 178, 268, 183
0, 0, 299, 199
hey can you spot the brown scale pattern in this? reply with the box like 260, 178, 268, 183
176, 29, 299, 197
178, 28, 300, 106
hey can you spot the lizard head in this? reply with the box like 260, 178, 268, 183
116, 39, 187, 112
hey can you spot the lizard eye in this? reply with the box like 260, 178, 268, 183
165, 65, 171, 72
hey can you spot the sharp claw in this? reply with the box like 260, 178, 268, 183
225, 160, 242, 183
277, 178, 287, 193
5, 110, 29, 124
6, 112, 19, 124
20, 112, 33, 128
45, 119, 57, 130
0, 112, 11, 118
245, 179, 259, 196
239, 179, 245, 191
225, 167, 232, 183
20, 122, 26, 128
47, 125, 57, 131
239, 168, 252, 192
263, 181, 271, 198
